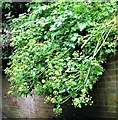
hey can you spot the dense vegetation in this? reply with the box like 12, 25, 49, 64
2, 2, 28, 60
5, 2, 117, 114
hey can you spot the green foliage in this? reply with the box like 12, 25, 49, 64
5, 2, 117, 115
2, 2, 28, 60
2, 2, 28, 21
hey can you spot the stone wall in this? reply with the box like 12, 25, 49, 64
2, 75, 55, 118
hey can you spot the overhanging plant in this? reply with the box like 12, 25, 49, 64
5, 2, 117, 114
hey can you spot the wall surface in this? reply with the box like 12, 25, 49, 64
2, 75, 55, 118
1, 51, 118, 119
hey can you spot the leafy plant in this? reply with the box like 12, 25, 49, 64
2, 2, 29, 60
5, 2, 117, 115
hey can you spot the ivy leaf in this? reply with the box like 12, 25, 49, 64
106, 49, 112, 53
71, 33, 79, 42
77, 22, 86, 32
49, 25, 56, 31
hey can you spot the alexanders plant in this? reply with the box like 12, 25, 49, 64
5, 2, 117, 114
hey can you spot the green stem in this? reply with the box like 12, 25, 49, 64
93, 24, 115, 57
81, 35, 92, 49
84, 24, 114, 87
61, 95, 71, 104
75, 30, 104, 91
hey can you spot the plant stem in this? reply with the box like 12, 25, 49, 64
61, 95, 71, 104
93, 24, 115, 57
81, 35, 92, 49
